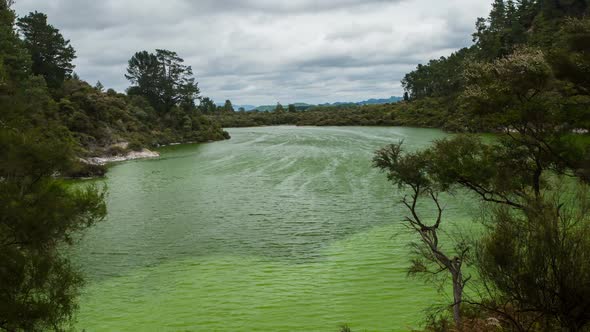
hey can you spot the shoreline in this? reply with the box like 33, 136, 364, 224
79, 139, 220, 167
81, 148, 160, 166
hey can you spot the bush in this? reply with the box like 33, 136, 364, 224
127, 140, 143, 151
63, 161, 107, 178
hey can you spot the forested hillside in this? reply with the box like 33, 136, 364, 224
2, 8, 229, 175
401, 0, 590, 131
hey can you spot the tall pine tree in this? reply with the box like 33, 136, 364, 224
17, 11, 75, 90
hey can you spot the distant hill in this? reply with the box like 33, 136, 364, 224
319, 96, 403, 107
253, 105, 280, 112
252, 103, 314, 112
234, 105, 257, 111
245, 97, 401, 112
359, 96, 403, 105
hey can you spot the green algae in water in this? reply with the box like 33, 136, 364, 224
72, 126, 476, 331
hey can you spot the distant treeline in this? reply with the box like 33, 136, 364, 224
207, 100, 462, 130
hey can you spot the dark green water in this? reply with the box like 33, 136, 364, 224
73, 126, 474, 332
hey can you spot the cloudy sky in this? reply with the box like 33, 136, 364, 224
14, 0, 491, 105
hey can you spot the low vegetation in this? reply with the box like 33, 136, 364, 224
210, 98, 464, 131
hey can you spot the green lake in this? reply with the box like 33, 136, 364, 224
73, 126, 475, 332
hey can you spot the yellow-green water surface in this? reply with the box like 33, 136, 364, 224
73, 126, 474, 332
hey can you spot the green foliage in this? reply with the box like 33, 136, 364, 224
380, 15, 590, 329
0, 2, 229, 328
377, 133, 590, 330
198, 97, 217, 114
0, 0, 31, 93
461, 47, 556, 131
43, 75, 226, 155
461, 47, 590, 184
125, 49, 200, 113
0, 128, 107, 331
402, 48, 472, 100
223, 99, 234, 113
452, 43, 590, 330
550, 17, 590, 96
398, 0, 590, 133
374, 140, 471, 327
127, 140, 143, 152
17, 11, 76, 90
213, 97, 471, 131
477, 190, 590, 331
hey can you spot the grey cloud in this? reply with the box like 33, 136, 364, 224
192, 0, 403, 13
14, 0, 491, 105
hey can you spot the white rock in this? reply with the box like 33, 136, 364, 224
82, 149, 160, 165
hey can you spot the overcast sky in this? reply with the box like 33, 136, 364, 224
14, 0, 491, 105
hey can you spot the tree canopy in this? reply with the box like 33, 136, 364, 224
375, 4, 590, 329
1, 3, 107, 330
16, 11, 75, 90
126, 49, 200, 113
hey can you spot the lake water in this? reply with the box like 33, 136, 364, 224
73, 126, 474, 332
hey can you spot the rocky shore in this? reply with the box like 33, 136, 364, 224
82, 148, 160, 166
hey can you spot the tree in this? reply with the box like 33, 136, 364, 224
375, 43, 590, 330
456, 47, 590, 330
374, 143, 470, 328
94, 80, 104, 92
223, 99, 234, 113
462, 46, 590, 174
125, 49, 199, 113
476, 189, 590, 332
274, 102, 285, 113
198, 97, 217, 114
401, 48, 472, 100
288, 104, 296, 113
0, 4, 109, 328
489, 0, 507, 31
17, 11, 76, 90
403, 92, 410, 102
0, 0, 31, 92
394, 47, 590, 330
389, 132, 590, 331
0, 128, 106, 331
550, 17, 590, 96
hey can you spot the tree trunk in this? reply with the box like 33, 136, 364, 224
451, 269, 463, 330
